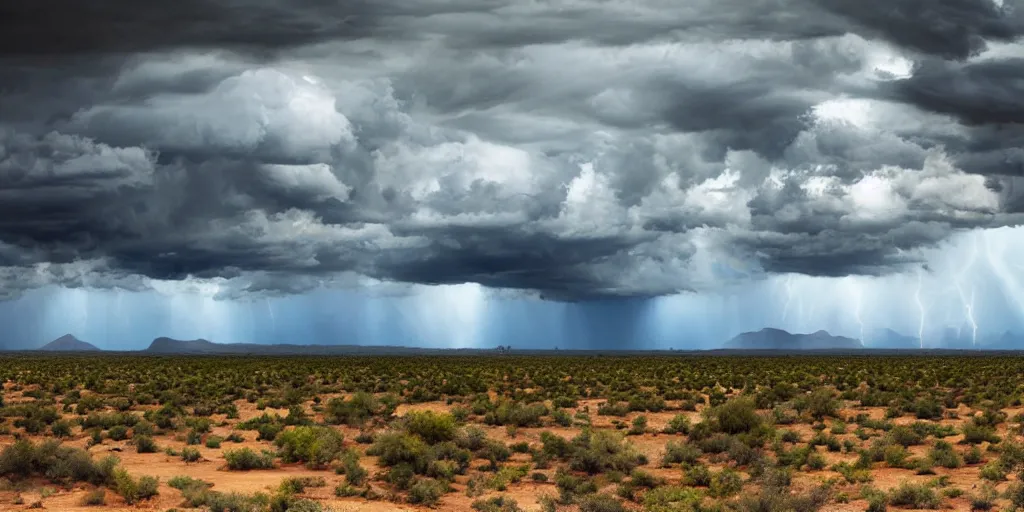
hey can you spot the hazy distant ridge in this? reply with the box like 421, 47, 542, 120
38, 334, 101, 352
724, 328, 862, 350
13, 328, 1024, 354
144, 337, 482, 355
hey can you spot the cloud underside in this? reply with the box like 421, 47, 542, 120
1, 0, 1023, 300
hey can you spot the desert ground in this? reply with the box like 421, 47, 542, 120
0, 355, 1022, 511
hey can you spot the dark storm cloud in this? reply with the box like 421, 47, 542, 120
0, 0, 381, 58
376, 224, 656, 298
812, 0, 1024, 60
889, 58, 1024, 125
881, 57, 1024, 176
0, 0, 1023, 300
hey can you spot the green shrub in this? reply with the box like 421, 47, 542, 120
889, 425, 923, 447
257, 423, 283, 442
555, 470, 599, 499
734, 484, 830, 512
780, 430, 801, 443
368, 432, 431, 473
0, 439, 118, 486
552, 408, 573, 427
969, 485, 997, 511
912, 398, 944, 419
884, 444, 910, 468
962, 420, 999, 445
168, 475, 211, 491
472, 495, 525, 512
485, 401, 548, 427
806, 452, 826, 470
928, 441, 963, 469
277, 498, 324, 512
627, 416, 647, 436
224, 448, 275, 470
642, 485, 704, 512
50, 420, 73, 438
324, 392, 393, 426
914, 458, 936, 475
683, 464, 712, 487
662, 441, 701, 466
944, 487, 964, 498
709, 468, 743, 497
979, 461, 1007, 481
274, 426, 344, 468
568, 430, 646, 475
205, 436, 223, 449
710, 398, 762, 435
866, 492, 888, 512
344, 459, 369, 486
965, 445, 983, 464
597, 402, 630, 417
405, 411, 457, 444
134, 435, 158, 454
184, 489, 270, 511
408, 478, 448, 507
112, 469, 159, 504
1008, 482, 1024, 509
181, 447, 202, 463
577, 493, 626, 512
663, 414, 691, 435
509, 441, 530, 454
107, 425, 129, 441
888, 482, 939, 509
335, 483, 361, 497
82, 412, 138, 430
799, 388, 841, 420
278, 475, 326, 495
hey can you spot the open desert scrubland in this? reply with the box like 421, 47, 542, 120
1, 355, 1024, 511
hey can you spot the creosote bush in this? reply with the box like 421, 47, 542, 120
224, 448, 276, 470
274, 426, 344, 468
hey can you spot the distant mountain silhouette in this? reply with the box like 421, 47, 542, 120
39, 334, 101, 352
144, 337, 483, 355
724, 328, 862, 350
978, 331, 1024, 350
863, 328, 921, 349
146, 337, 221, 353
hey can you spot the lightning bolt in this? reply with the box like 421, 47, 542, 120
265, 298, 277, 335
781, 274, 794, 322
914, 269, 926, 349
951, 233, 980, 346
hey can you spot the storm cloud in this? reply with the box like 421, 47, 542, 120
0, 0, 1022, 301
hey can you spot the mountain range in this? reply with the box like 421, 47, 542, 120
723, 328, 862, 350
145, 337, 486, 355
14, 328, 1024, 354
37, 334, 101, 352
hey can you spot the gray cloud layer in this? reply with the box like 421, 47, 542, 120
0, 0, 1022, 300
